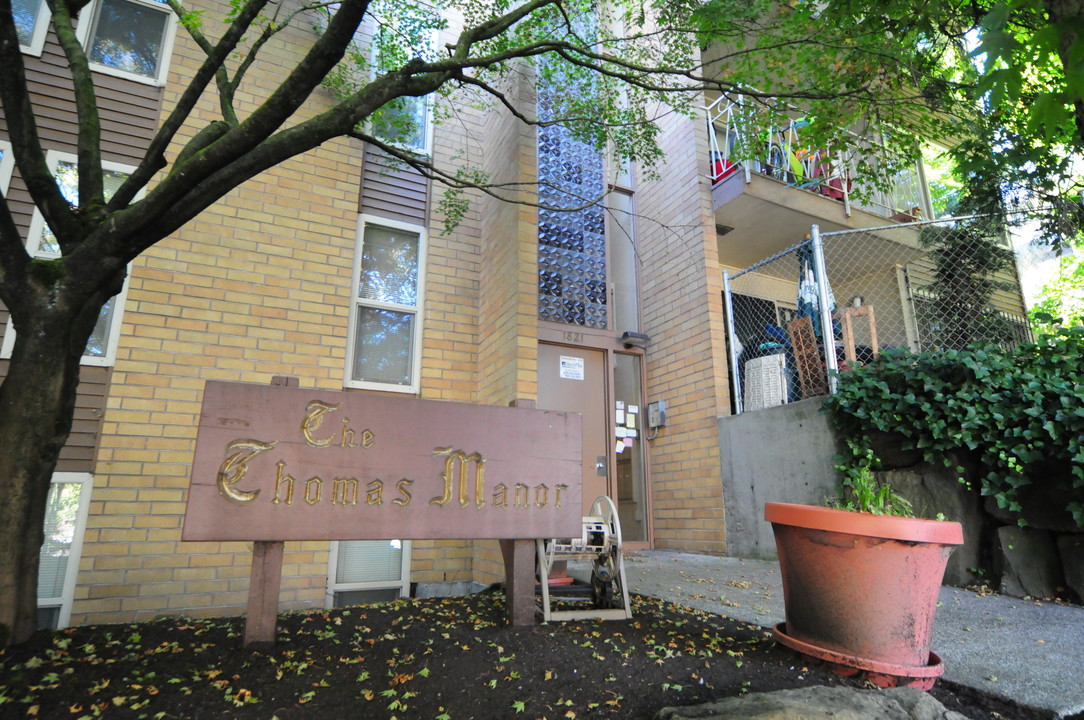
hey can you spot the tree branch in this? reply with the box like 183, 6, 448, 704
0, 0, 76, 247
49, 0, 103, 238
110, 0, 279, 208
0, 195, 33, 315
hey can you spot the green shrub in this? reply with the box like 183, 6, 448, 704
824, 325, 1084, 528
832, 442, 914, 517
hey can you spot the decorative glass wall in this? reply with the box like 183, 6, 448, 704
537, 85, 607, 328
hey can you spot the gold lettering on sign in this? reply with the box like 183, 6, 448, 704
304, 476, 323, 505
367, 479, 384, 506
492, 483, 509, 508
340, 418, 357, 448
429, 448, 487, 508
555, 484, 569, 509
513, 483, 529, 508
301, 400, 340, 447
273, 461, 295, 505
394, 478, 413, 506
331, 476, 359, 505
217, 439, 277, 504
534, 484, 549, 508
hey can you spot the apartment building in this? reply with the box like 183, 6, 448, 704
2, 0, 1016, 629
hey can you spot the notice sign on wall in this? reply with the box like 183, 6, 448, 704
559, 355, 585, 380
183, 381, 583, 542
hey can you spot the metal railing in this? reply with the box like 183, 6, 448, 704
705, 95, 929, 222
723, 215, 1037, 414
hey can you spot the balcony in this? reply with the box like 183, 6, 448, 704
706, 95, 932, 269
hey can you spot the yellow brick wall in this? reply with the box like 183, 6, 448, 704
71, 1, 492, 625
471, 68, 543, 587
636, 106, 731, 554
69, 5, 732, 628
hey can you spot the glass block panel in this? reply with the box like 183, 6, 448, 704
536, 83, 606, 328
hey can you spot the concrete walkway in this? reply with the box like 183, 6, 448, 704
617, 550, 1084, 720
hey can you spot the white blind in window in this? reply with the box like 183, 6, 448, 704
335, 540, 403, 585
38, 483, 82, 599
359, 225, 419, 305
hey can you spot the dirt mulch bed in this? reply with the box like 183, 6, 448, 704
0, 593, 1042, 719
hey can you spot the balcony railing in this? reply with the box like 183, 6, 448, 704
705, 95, 929, 222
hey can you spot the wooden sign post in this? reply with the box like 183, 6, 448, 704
183, 378, 582, 645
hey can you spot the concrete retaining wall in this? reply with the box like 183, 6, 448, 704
718, 398, 838, 559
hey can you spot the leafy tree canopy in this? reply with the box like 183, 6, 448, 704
692, 0, 1084, 247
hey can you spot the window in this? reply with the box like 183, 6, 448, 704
368, 10, 436, 154
0, 150, 133, 365
0, 140, 15, 196
326, 539, 411, 607
38, 473, 93, 630
347, 216, 425, 391
13, 0, 50, 55
76, 0, 176, 85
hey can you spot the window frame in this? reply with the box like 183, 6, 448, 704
367, 14, 436, 156
345, 214, 427, 394
0, 149, 134, 366
0, 139, 14, 196
14, 0, 51, 55
325, 539, 412, 608
37, 472, 94, 630
74, 0, 178, 86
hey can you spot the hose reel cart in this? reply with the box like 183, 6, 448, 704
536, 495, 632, 622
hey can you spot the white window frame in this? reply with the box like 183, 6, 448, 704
15, 0, 51, 56
38, 472, 93, 630
75, 0, 177, 86
367, 13, 436, 155
326, 539, 412, 608
0, 149, 134, 366
0, 139, 14, 196
345, 214, 427, 393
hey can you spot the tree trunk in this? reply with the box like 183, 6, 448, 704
0, 310, 89, 646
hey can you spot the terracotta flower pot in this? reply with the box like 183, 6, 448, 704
764, 502, 964, 689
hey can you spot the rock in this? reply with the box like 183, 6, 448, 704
881, 464, 985, 586
983, 481, 1080, 534
868, 430, 924, 468
1056, 534, 1084, 603
997, 526, 1064, 599
653, 686, 968, 720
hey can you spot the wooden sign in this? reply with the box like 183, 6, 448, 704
183, 381, 584, 542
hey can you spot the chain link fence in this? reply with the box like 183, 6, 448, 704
724, 214, 1047, 414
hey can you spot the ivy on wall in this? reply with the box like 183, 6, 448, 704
824, 325, 1084, 528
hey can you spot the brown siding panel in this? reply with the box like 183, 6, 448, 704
0, 361, 109, 474
1, 28, 160, 476
1, 32, 164, 166
359, 147, 429, 224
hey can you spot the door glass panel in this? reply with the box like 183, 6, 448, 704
608, 189, 638, 332
614, 353, 646, 542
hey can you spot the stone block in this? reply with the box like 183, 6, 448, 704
1056, 534, 1084, 603
653, 686, 968, 720
882, 464, 984, 586
997, 525, 1064, 599
983, 480, 1080, 533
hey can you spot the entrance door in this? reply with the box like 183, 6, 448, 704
537, 344, 609, 511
